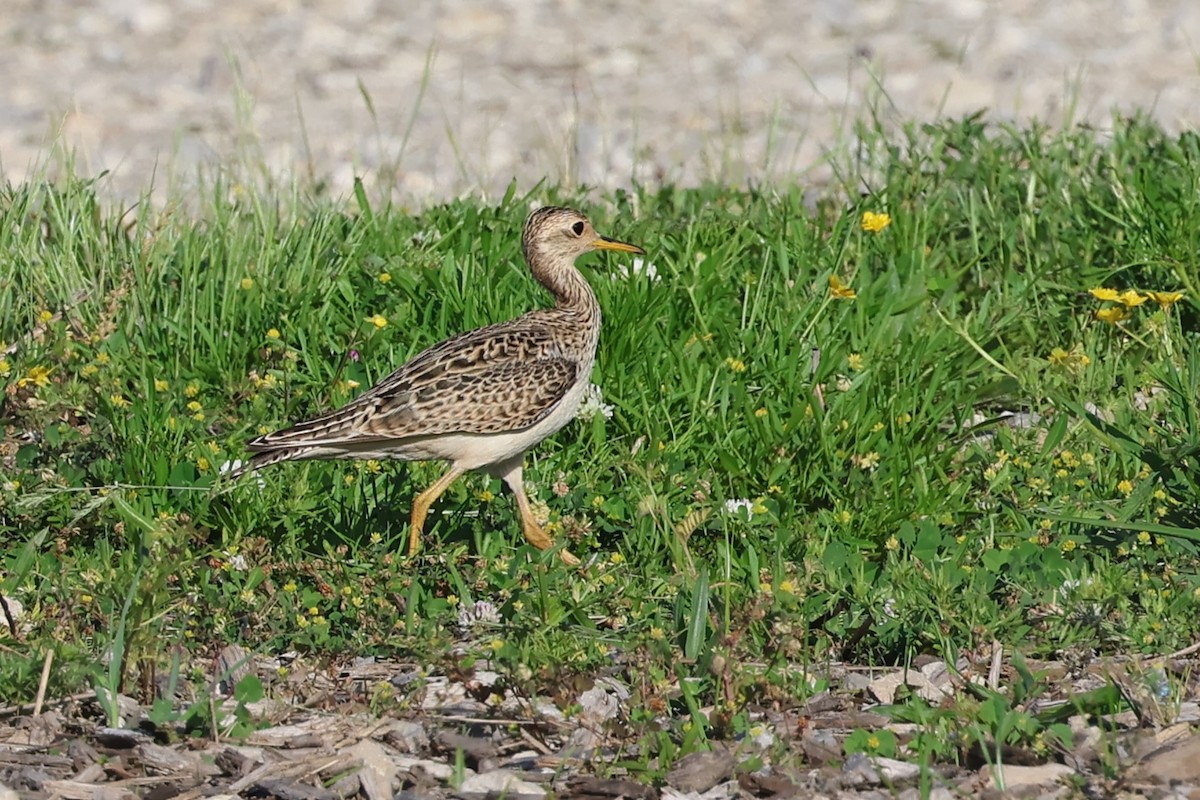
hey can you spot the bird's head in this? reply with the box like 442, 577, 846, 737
521, 206, 644, 266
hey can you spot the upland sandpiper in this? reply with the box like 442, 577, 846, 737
229, 206, 643, 564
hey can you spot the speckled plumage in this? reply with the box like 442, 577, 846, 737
230, 206, 644, 564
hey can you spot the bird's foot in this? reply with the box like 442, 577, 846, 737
521, 520, 581, 567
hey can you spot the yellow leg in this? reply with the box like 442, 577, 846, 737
408, 466, 465, 556
498, 460, 581, 566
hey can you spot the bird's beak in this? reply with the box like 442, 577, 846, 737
593, 235, 645, 255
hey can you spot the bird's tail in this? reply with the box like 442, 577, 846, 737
222, 449, 302, 480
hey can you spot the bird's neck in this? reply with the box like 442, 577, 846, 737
530, 254, 599, 314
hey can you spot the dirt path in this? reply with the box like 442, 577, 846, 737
2, 0, 1198, 203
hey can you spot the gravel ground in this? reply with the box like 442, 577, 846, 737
1, 0, 1199, 204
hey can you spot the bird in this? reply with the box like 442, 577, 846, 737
228, 206, 644, 565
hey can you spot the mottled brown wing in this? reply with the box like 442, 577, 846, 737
363, 357, 578, 437
248, 355, 578, 450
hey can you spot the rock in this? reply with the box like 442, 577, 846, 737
665, 749, 735, 793
1176, 702, 1200, 723
457, 769, 546, 800
346, 739, 397, 800
1064, 715, 1103, 769
577, 683, 622, 723
798, 730, 842, 766
898, 789, 955, 800
381, 720, 430, 753
1134, 732, 1200, 783
563, 775, 656, 800
868, 669, 949, 704
436, 731, 499, 768
93, 726, 151, 748
136, 742, 220, 777
980, 763, 1074, 790
842, 753, 921, 785
661, 779, 740, 800
395, 755, 462, 783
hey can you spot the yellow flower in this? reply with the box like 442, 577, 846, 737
851, 451, 880, 470
80, 364, 99, 378
37, 309, 54, 324
1089, 287, 1120, 301
283, 580, 297, 593
1047, 346, 1091, 370
240, 277, 254, 290
885, 535, 900, 551
1136, 531, 1151, 545
478, 489, 495, 502
17, 365, 52, 388
1145, 290, 1184, 308
847, 353, 864, 371
1117, 290, 1147, 308
364, 459, 381, 473
369, 314, 388, 329
197, 457, 211, 473
1096, 306, 1130, 325
754, 407, 768, 417
725, 357, 747, 373
185, 383, 200, 397
1117, 479, 1134, 496
0, 358, 9, 378
490, 639, 505, 651
95, 352, 110, 365
108, 394, 130, 408
378, 272, 391, 283
266, 328, 281, 339
186, 401, 202, 412
861, 211, 892, 232
828, 275, 857, 300
154, 379, 169, 392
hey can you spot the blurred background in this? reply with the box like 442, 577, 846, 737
1, 0, 1198, 203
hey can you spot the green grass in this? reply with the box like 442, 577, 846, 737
2, 114, 1199, 766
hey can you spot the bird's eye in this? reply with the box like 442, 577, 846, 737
570, 221, 585, 237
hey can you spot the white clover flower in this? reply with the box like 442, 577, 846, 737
576, 383, 615, 421
221, 550, 249, 571
457, 600, 501, 630
881, 597, 898, 620
412, 227, 443, 246
612, 257, 660, 283
723, 498, 753, 518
